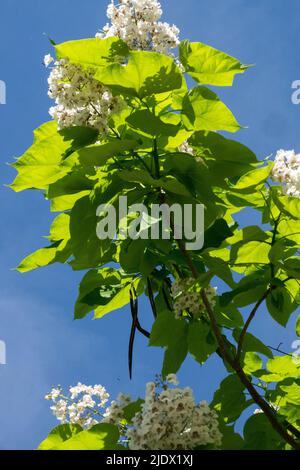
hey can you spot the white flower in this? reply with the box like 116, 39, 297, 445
127, 380, 222, 450
43, 54, 54, 67
45, 387, 61, 401
45, 0, 180, 131
45, 382, 110, 429
171, 278, 217, 318
166, 374, 179, 385
96, 0, 180, 55
272, 149, 300, 198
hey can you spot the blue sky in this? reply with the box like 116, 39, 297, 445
0, 0, 300, 450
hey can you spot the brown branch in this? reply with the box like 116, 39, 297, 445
236, 287, 275, 363
175, 239, 300, 451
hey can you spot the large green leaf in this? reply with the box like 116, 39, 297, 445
230, 240, 271, 266
70, 195, 113, 270
180, 40, 249, 86
16, 241, 71, 273
233, 330, 273, 359
126, 110, 180, 137
149, 311, 188, 376
233, 163, 273, 190
243, 414, 283, 450
55, 37, 129, 68
11, 122, 97, 191
74, 139, 139, 168
181, 86, 241, 133
259, 356, 300, 382
211, 375, 247, 423
96, 51, 183, 98
218, 422, 244, 450
47, 171, 95, 211
188, 320, 217, 364
266, 287, 297, 327
273, 194, 300, 220
38, 424, 83, 450
17, 213, 72, 272
45, 423, 120, 450
75, 267, 141, 319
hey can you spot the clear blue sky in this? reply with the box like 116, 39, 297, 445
0, 0, 299, 450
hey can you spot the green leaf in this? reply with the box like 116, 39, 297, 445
11, 122, 97, 191
16, 241, 71, 273
259, 356, 300, 382
38, 424, 83, 450
280, 382, 300, 406
16, 213, 72, 272
47, 171, 95, 211
180, 40, 249, 86
218, 422, 244, 450
96, 51, 183, 98
126, 110, 180, 137
70, 195, 112, 270
274, 194, 300, 220
149, 311, 188, 376
50, 423, 120, 450
211, 375, 247, 423
49, 213, 71, 241
55, 37, 129, 68
188, 320, 217, 364
230, 240, 271, 265
266, 287, 296, 327
118, 169, 191, 197
75, 267, 141, 320
243, 352, 263, 374
215, 303, 244, 328
202, 219, 233, 250
243, 414, 283, 450
278, 404, 300, 425
220, 276, 268, 308
75, 139, 139, 168
233, 330, 273, 359
283, 258, 300, 280
122, 399, 144, 425
181, 86, 241, 133
190, 131, 257, 163
234, 163, 273, 190
277, 218, 300, 244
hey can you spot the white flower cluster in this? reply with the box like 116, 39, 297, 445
46, 58, 123, 131
46, 376, 222, 450
272, 149, 300, 198
45, 383, 110, 429
171, 278, 217, 319
126, 376, 222, 450
96, 0, 180, 55
45, 0, 180, 131
102, 393, 132, 425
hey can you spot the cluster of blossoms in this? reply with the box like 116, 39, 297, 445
171, 278, 217, 319
272, 149, 300, 198
44, 0, 180, 131
46, 376, 222, 450
126, 375, 222, 450
96, 0, 180, 55
45, 383, 110, 429
45, 58, 123, 131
